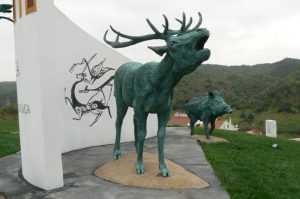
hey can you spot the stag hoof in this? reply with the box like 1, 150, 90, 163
160, 167, 169, 177
113, 150, 121, 160
159, 164, 169, 177
135, 162, 144, 175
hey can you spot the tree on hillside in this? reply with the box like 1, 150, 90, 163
0, 3, 13, 22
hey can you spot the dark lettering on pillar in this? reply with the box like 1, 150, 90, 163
16, 61, 20, 77
18, 104, 31, 115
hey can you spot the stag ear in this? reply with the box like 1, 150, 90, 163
148, 45, 168, 56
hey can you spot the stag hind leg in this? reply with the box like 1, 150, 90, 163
113, 99, 128, 160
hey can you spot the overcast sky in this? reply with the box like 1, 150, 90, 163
0, 0, 300, 81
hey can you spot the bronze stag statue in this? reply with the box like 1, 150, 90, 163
104, 12, 210, 177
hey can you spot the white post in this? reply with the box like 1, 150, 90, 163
265, 120, 277, 138
14, 0, 63, 190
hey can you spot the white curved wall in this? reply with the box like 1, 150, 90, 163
54, 8, 157, 153
14, 0, 157, 190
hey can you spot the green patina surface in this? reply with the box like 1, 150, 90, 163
0, 4, 13, 22
104, 12, 210, 176
185, 90, 232, 138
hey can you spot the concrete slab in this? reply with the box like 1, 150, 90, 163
0, 127, 230, 199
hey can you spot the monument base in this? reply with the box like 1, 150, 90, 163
94, 152, 209, 189
190, 135, 229, 144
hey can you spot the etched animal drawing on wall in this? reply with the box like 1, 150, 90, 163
64, 54, 114, 127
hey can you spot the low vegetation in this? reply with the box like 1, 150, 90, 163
196, 128, 300, 199
0, 119, 20, 157
0, 81, 17, 108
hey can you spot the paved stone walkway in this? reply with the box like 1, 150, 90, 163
0, 127, 230, 199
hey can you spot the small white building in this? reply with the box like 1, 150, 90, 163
218, 117, 238, 131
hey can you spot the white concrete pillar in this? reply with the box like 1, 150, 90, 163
14, 0, 63, 190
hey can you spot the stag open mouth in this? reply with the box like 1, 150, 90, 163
195, 35, 209, 51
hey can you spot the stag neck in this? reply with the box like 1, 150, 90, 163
154, 54, 185, 91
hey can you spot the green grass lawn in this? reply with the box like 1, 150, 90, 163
195, 128, 300, 199
0, 119, 20, 158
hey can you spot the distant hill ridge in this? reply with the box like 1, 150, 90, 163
174, 58, 300, 113
0, 81, 17, 108
1, 58, 300, 114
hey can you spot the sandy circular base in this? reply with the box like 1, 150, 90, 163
94, 152, 209, 189
0, 195, 6, 199
190, 135, 229, 143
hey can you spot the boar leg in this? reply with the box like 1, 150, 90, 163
209, 118, 215, 136
190, 118, 196, 135
203, 118, 210, 139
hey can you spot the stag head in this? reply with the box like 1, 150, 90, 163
104, 12, 210, 71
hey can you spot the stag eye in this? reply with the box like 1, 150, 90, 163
168, 41, 177, 46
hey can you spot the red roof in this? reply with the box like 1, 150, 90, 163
215, 120, 225, 129
168, 116, 190, 126
168, 116, 225, 128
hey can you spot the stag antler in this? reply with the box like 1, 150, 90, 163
165, 12, 202, 35
103, 15, 169, 48
103, 12, 202, 48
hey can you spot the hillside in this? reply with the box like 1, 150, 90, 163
173, 58, 300, 135
0, 81, 17, 108
174, 58, 300, 113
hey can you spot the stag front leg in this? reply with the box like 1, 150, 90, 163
134, 111, 148, 174
157, 110, 170, 177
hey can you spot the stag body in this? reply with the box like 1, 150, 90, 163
104, 12, 210, 177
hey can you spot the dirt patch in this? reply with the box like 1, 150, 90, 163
190, 134, 229, 143
289, 138, 300, 142
94, 152, 209, 189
